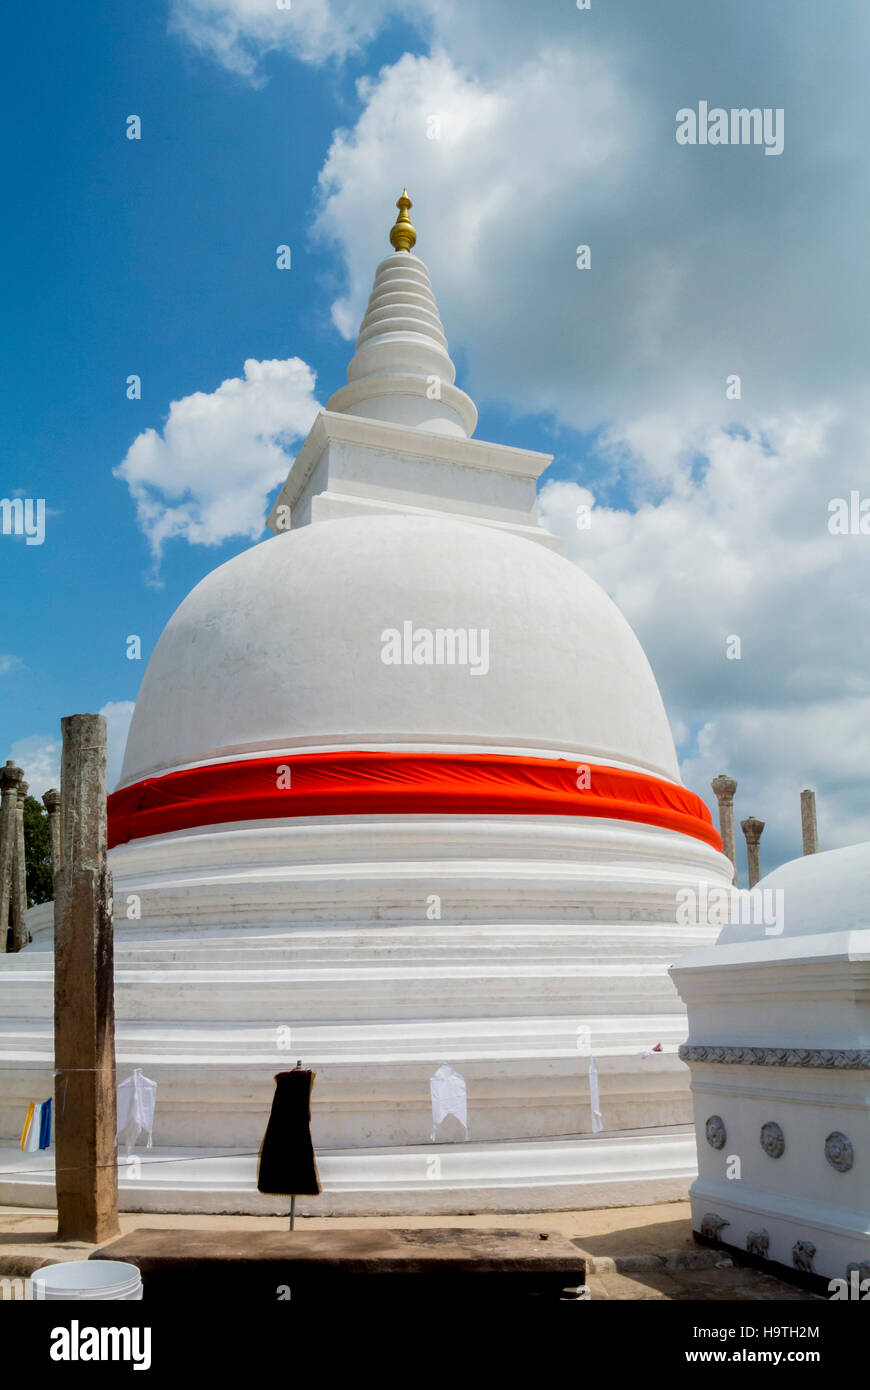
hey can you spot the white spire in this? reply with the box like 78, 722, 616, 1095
267, 188, 555, 546
326, 191, 477, 438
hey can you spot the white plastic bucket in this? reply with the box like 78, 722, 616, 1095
29, 1260, 143, 1300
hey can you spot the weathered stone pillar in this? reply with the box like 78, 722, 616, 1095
0, 761, 23, 954
54, 714, 119, 1243
711, 775, 738, 885
10, 779, 29, 952
43, 787, 61, 882
741, 816, 765, 889
800, 789, 818, 856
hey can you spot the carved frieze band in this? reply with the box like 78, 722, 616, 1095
679, 1044, 870, 1069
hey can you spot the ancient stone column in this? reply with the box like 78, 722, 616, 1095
741, 816, 765, 889
10, 779, 29, 952
54, 714, 119, 1243
42, 787, 61, 884
0, 761, 23, 954
711, 775, 738, 885
800, 789, 818, 856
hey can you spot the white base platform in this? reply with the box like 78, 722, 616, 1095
1, 814, 729, 1213
0, 1128, 696, 1216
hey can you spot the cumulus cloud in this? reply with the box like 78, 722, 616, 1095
168, 3, 870, 430
169, 0, 435, 78
115, 357, 320, 573
680, 701, 870, 882
316, 45, 630, 358
170, 1, 870, 421
8, 734, 62, 802
9, 700, 134, 801
539, 403, 870, 871
100, 702, 137, 792
180, 1, 863, 431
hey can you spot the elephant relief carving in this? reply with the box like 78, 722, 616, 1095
700, 1213, 730, 1240
746, 1229, 770, 1258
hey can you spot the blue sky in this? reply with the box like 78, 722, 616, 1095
1, 3, 592, 740
3, 1, 869, 877
2, 5, 390, 723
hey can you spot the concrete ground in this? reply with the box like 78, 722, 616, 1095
0, 1201, 819, 1299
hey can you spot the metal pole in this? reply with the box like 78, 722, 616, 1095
290, 1059, 302, 1230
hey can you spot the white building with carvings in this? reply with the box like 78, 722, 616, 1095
673, 841, 870, 1285
0, 194, 734, 1214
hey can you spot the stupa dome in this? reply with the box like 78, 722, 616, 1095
119, 511, 681, 786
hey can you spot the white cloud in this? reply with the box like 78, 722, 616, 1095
9, 734, 62, 803
169, 3, 870, 431
0, 655, 22, 676
315, 45, 633, 402
168, 0, 434, 78
101, 702, 136, 793
10, 701, 136, 801
310, 25, 870, 429
115, 357, 320, 573
539, 404, 870, 872
680, 701, 870, 881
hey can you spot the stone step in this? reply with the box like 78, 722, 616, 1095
111, 942, 684, 963
0, 968, 682, 1022
0, 1014, 687, 1061
0, 1129, 697, 1215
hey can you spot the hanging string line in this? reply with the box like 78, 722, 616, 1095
0, 1150, 263, 1179
0, 1121, 671, 1183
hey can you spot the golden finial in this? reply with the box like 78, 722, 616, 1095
389, 188, 416, 253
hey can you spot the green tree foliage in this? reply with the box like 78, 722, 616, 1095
23, 796, 53, 906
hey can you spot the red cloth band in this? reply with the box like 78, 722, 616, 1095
107, 751, 720, 851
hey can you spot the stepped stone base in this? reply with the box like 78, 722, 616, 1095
0, 1129, 696, 1215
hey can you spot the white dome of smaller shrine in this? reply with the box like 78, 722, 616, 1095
716, 840, 870, 945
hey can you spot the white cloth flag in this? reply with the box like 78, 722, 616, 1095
429, 1064, 468, 1142
589, 1056, 603, 1134
24, 1104, 41, 1153
116, 1068, 158, 1152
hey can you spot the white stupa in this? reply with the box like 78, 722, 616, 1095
0, 193, 733, 1213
